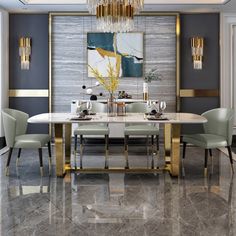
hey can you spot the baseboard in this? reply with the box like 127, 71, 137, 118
0, 136, 6, 149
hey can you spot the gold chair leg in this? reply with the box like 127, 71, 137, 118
5, 167, 9, 176
16, 148, 21, 166
80, 135, 83, 169
124, 135, 129, 169
105, 135, 109, 169
204, 149, 208, 177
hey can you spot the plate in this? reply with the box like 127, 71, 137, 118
70, 117, 92, 121
147, 116, 168, 120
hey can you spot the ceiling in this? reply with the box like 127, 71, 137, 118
0, 0, 235, 12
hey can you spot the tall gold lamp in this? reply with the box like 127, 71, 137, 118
191, 37, 204, 70
19, 37, 31, 70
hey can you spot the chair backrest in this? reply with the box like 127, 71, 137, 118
2, 108, 29, 147
79, 102, 107, 113
202, 108, 234, 145
90, 102, 107, 113
126, 102, 147, 113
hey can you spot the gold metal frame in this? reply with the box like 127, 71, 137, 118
9, 89, 49, 97
180, 89, 219, 97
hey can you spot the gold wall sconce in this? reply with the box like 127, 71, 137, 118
191, 37, 204, 70
19, 37, 31, 70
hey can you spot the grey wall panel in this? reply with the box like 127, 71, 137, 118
9, 98, 49, 134
9, 14, 49, 89
51, 15, 177, 113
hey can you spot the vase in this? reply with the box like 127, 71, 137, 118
143, 82, 148, 101
107, 94, 116, 117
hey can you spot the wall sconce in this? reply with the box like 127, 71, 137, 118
19, 37, 31, 70
191, 37, 204, 70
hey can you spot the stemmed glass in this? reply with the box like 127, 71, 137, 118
147, 100, 152, 108
160, 101, 166, 114
86, 101, 92, 114
76, 100, 82, 115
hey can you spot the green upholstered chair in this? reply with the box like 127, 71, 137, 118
74, 102, 109, 169
182, 108, 234, 174
2, 108, 51, 176
124, 102, 159, 169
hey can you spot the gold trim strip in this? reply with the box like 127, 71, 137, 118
180, 89, 219, 97
9, 89, 49, 97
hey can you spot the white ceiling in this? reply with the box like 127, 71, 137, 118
0, 0, 235, 12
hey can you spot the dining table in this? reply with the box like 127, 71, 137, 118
28, 112, 207, 177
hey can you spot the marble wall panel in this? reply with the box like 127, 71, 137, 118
51, 15, 177, 112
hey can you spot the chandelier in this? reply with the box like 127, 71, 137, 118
87, 0, 144, 32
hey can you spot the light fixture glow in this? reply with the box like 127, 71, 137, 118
191, 37, 204, 70
19, 37, 31, 70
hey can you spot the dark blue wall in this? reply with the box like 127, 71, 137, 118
180, 13, 220, 134
9, 14, 49, 134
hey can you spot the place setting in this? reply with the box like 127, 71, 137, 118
145, 100, 169, 120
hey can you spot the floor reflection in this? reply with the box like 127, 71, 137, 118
0, 147, 236, 235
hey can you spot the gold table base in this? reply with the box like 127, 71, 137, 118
55, 123, 181, 177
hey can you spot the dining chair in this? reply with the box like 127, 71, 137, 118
74, 102, 109, 169
182, 108, 234, 175
124, 102, 159, 169
2, 108, 51, 176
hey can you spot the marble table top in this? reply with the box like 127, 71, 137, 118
28, 112, 207, 124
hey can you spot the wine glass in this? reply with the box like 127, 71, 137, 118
147, 100, 152, 109
86, 101, 92, 114
160, 101, 166, 114
76, 100, 82, 115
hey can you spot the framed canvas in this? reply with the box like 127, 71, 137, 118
87, 32, 143, 77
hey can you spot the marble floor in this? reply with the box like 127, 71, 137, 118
0, 142, 235, 236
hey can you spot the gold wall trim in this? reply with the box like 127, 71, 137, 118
180, 89, 219, 97
9, 89, 49, 97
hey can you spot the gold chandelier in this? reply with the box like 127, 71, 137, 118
87, 0, 144, 32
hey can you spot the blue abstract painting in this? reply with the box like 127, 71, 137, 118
87, 32, 143, 78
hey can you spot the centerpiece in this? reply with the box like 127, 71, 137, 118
88, 60, 119, 116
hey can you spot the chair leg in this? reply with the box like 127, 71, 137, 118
16, 148, 21, 166
48, 142, 52, 175
38, 148, 43, 177
204, 149, 208, 176
182, 142, 186, 159
74, 135, 78, 169
156, 135, 159, 169
80, 135, 83, 169
151, 135, 154, 169
146, 135, 149, 167
226, 146, 234, 173
5, 147, 13, 176
124, 135, 129, 169
209, 149, 212, 157
105, 134, 109, 169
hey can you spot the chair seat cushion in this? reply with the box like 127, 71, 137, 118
124, 125, 159, 136
74, 124, 109, 135
14, 134, 50, 149
183, 134, 228, 149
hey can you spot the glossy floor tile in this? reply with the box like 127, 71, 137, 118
0, 143, 236, 236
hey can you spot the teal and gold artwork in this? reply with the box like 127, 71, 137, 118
87, 32, 143, 78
